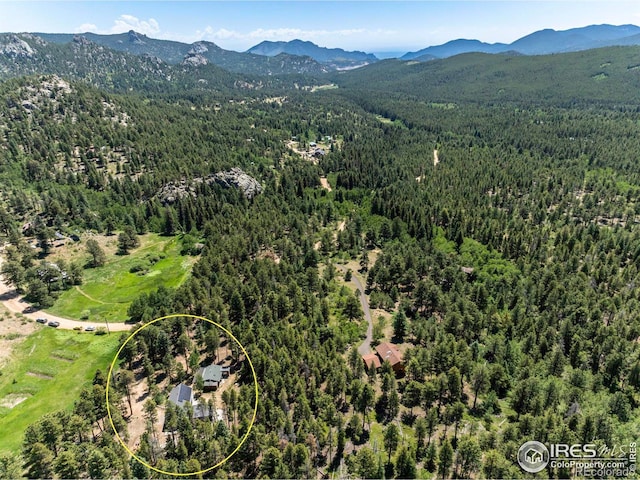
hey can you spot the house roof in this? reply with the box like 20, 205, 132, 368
362, 353, 381, 369
375, 342, 403, 366
168, 383, 193, 408
201, 364, 223, 383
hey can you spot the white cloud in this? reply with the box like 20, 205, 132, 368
192, 26, 394, 50
73, 16, 396, 51
109, 15, 160, 36
75, 23, 98, 34
75, 15, 161, 38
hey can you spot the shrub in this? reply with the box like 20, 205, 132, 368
129, 263, 148, 274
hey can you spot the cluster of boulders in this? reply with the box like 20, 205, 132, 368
156, 168, 262, 204
182, 54, 208, 67
182, 42, 209, 67
211, 167, 263, 199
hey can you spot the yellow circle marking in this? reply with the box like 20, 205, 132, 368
106, 314, 259, 476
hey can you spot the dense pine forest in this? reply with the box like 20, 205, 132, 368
0, 35, 639, 479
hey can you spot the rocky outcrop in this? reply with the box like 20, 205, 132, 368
211, 168, 262, 199
156, 179, 197, 205
156, 168, 262, 204
0, 34, 35, 58
73, 35, 92, 46
128, 30, 145, 45
189, 42, 209, 55
182, 53, 208, 67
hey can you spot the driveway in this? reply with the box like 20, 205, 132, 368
336, 264, 373, 355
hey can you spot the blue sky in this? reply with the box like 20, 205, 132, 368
0, 1, 638, 53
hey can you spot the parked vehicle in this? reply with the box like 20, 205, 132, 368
48, 320, 60, 327
36, 317, 47, 324
84, 325, 95, 332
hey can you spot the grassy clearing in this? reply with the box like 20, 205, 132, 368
0, 327, 120, 455
375, 114, 408, 129
46, 234, 195, 322
311, 84, 338, 92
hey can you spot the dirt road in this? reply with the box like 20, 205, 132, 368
0, 252, 132, 332
337, 264, 373, 355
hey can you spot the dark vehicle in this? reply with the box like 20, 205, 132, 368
36, 318, 47, 324
48, 320, 60, 327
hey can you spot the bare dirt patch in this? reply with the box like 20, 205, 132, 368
0, 393, 31, 409
124, 373, 169, 452
320, 177, 332, 191
0, 307, 37, 367
45, 233, 120, 265
256, 247, 281, 264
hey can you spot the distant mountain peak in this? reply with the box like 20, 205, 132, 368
128, 30, 145, 45
247, 39, 377, 68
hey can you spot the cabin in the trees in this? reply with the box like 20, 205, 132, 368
199, 364, 230, 391
167, 383, 216, 421
375, 342, 404, 374
313, 147, 326, 158
362, 342, 405, 374
362, 353, 381, 370
168, 383, 194, 409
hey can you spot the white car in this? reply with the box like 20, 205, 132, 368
84, 325, 95, 332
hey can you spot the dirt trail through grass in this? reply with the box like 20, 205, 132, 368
74, 286, 112, 305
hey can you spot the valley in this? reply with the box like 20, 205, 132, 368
0, 20, 639, 480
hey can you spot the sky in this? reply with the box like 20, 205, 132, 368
0, 1, 638, 53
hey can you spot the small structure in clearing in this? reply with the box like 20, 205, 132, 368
200, 364, 230, 391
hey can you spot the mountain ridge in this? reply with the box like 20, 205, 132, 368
401, 24, 640, 60
22, 23, 640, 66
246, 39, 377, 68
34, 31, 330, 76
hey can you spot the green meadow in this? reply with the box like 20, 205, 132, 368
46, 234, 195, 323
0, 327, 120, 455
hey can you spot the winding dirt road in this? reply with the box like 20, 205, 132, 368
0, 252, 132, 332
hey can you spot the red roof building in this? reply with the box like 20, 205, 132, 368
362, 353, 381, 370
375, 342, 404, 374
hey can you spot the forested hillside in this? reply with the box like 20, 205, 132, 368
0, 41, 639, 479
334, 46, 640, 106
